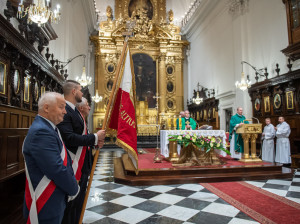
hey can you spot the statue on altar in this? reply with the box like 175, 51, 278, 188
129, 1, 154, 39
229, 107, 249, 159
177, 110, 197, 130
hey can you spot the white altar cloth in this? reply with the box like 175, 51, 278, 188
160, 130, 227, 158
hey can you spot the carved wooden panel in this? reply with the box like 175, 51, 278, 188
249, 69, 300, 154
0, 129, 27, 182
9, 113, 18, 128
21, 115, 29, 128
6, 136, 19, 169
0, 111, 6, 128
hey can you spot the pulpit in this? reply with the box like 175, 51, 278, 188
236, 122, 262, 162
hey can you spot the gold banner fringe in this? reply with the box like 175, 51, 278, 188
116, 138, 139, 175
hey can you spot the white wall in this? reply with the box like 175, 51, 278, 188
183, 0, 289, 129
48, 0, 90, 80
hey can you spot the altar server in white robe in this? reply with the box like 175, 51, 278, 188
261, 118, 275, 162
275, 116, 291, 164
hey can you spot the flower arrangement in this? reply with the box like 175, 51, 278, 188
168, 132, 231, 155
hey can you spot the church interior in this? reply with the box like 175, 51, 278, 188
1, 0, 300, 223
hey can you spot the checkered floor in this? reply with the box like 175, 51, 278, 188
83, 148, 300, 224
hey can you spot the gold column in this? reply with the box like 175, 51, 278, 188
158, 54, 166, 113
175, 56, 183, 113
250, 134, 262, 162
251, 134, 257, 159
241, 134, 250, 161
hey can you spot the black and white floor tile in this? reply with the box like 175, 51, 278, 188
83, 148, 300, 224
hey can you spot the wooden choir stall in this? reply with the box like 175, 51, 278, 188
0, 4, 65, 222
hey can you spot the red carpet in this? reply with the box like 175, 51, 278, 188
201, 182, 300, 224
138, 152, 271, 169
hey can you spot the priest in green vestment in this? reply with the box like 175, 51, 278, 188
178, 110, 197, 130
229, 107, 249, 159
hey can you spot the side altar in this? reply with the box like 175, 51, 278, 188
91, 0, 189, 135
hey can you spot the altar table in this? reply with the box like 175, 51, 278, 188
160, 130, 227, 157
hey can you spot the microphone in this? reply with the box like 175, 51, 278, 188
252, 117, 259, 123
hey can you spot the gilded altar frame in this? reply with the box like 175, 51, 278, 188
90, 0, 189, 134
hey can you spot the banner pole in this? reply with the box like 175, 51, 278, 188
78, 40, 129, 224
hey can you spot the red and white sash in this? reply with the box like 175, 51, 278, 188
23, 130, 68, 224
68, 112, 88, 181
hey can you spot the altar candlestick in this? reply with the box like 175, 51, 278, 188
173, 115, 177, 130
179, 115, 182, 130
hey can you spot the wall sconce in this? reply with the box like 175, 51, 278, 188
56, 54, 92, 87
17, 0, 61, 27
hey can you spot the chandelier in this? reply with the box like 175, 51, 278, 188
76, 67, 92, 87
92, 90, 103, 103
75, 55, 92, 87
235, 72, 251, 91
17, 0, 61, 27
192, 91, 203, 105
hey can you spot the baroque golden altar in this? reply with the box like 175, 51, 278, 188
90, 0, 189, 134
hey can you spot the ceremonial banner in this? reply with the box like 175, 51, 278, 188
108, 48, 138, 170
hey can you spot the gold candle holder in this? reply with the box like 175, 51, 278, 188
168, 116, 171, 130
179, 115, 182, 130
173, 115, 177, 130
169, 141, 179, 162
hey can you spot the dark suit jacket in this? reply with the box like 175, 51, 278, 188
57, 104, 94, 175
23, 116, 78, 221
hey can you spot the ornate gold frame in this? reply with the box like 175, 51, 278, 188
254, 98, 260, 111
264, 96, 270, 113
166, 64, 175, 75
105, 62, 116, 74
41, 86, 46, 96
286, 91, 294, 110
273, 93, 281, 109
0, 61, 7, 95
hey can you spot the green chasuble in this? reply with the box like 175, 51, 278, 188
177, 117, 197, 130
229, 113, 249, 153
